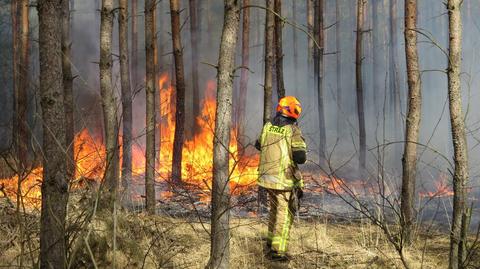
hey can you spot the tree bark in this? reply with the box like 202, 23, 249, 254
401, 0, 421, 245
145, 0, 157, 214
62, 0, 74, 183
389, 0, 402, 145
292, 0, 299, 97
356, 0, 367, 170
189, 0, 200, 132
37, 1, 68, 267
100, 0, 119, 211
335, 0, 342, 135
237, 0, 250, 155
263, 0, 274, 124
208, 1, 241, 268
314, 0, 326, 161
447, 1, 468, 268
306, 0, 314, 92
131, 0, 138, 87
12, 0, 29, 170
274, 0, 285, 99
170, 0, 186, 184
119, 0, 132, 196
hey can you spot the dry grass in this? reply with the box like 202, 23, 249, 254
0, 199, 460, 268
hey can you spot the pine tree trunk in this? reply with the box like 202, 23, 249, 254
314, 0, 326, 161
62, 0, 74, 182
306, 0, 314, 92
145, 0, 157, 214
292, 0, 299, 97
401, 0, 421, 245
447, 1, 468, 268
170, 0, 186, 184
389, 0, 401, 145
356, 0, 367, 170
100, 0, 119, 211
12, 0, 29, 170
335, 0, 342, 136
264, 0, 274, 124
131, 0, 138, 87
237, 0, 250, 155
208, 1, 241, 268
119, 0, 132, 196
274, 0, 285, 99
189, 0, 200, 132
37, 1, 68, 267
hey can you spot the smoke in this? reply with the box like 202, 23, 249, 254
1, 0, 480, 196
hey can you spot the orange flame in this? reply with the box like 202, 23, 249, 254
0, 73, 259, 207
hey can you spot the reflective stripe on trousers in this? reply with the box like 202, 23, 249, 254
266, 189, 294, 253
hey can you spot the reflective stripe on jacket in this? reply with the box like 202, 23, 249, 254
257, 122, 307, 190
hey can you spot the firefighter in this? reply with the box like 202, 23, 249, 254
255, 96, 307, 262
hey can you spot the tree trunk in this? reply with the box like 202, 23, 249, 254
355, 0, 366, 170
13, 0, 29, 170
100, 0, 119, 211
62, 0, 74, 182
119, 0, 132, 197
237, 0, 250, 155
401, 0, 421, 245
145, 0, 157, 214
208, 1, 241, 268
292, 0, 299, 97
274, 0, 285, 99
389, 0, 401, 146
37, 1, 68, 267
170, 0, 186, 184
314, 0, 326, 162
306, 0, 314, 92
447, 1, 468, 268
264, 0, 274, 124
131, 0, 138, 87
335, 0, 342, 136
189, 0, 200, 132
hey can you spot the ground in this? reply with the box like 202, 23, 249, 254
0, 193, 456, 269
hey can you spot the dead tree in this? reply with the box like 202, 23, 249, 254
237, 0, 250, 155
37, 1, 69, 267
274, 0, 285, 99
355, 0, 367, 170
189, 0, 200, 131
208, 1, 241, 268
131, 0, 138, 86
263, 0, 274, 124
119, 0, 132, 195
145, 0, 157, 214
401, 0, 422, 245
62, 0, 74, 182
447, 1, 469, 268
170, 0, 186, 184
314, 0, 326, 162
100, 0, 119, 210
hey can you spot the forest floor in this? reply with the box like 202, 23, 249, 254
0, 193, 460, 269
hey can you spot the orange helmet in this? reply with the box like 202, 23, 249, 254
276, 96, 302, 119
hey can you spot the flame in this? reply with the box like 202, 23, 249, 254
420, 173, 454, 198
0, 73, 259, 207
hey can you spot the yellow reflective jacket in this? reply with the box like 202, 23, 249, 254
257, 122, 307, 190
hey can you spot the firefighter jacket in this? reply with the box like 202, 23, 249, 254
257, 117, 307, 190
